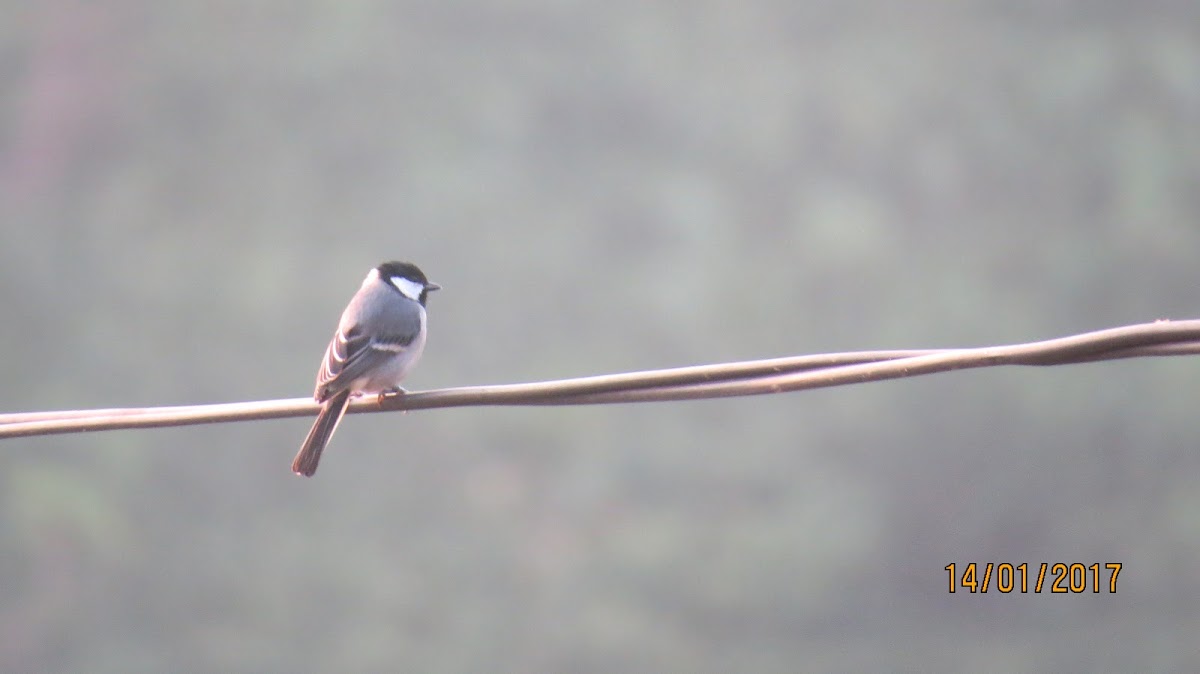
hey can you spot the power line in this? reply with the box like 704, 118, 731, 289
2, 319, 1198, 440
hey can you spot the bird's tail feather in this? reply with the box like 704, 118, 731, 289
292, 390, 352, 477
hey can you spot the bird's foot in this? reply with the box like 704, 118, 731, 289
377, 387, 408, 405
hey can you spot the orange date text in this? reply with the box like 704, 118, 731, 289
945, 562, 1122, 593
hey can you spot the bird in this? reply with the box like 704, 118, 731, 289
292, 261, 440, 477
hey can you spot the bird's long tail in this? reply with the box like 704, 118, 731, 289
292, 390, 352, 477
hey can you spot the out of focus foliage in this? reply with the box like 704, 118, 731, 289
3, 1, 1199, 671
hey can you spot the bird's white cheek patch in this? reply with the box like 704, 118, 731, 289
390, 276, 426, 300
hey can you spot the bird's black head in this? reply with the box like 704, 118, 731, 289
376, 261, 440, 305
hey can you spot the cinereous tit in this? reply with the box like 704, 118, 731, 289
292, 261, 439, 477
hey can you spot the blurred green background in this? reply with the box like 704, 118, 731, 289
3, 1, 1200, 671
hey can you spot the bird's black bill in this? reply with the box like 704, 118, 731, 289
292, 390, 352, 477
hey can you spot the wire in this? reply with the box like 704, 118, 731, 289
2, 319, 1199, 440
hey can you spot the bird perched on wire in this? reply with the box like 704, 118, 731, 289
292, 261, 440, 477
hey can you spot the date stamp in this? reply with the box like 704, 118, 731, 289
945, 562, 1122, 593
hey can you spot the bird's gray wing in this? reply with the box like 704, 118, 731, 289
314, 289, 423, 400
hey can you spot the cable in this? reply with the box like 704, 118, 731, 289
2, 319, 1198, 439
